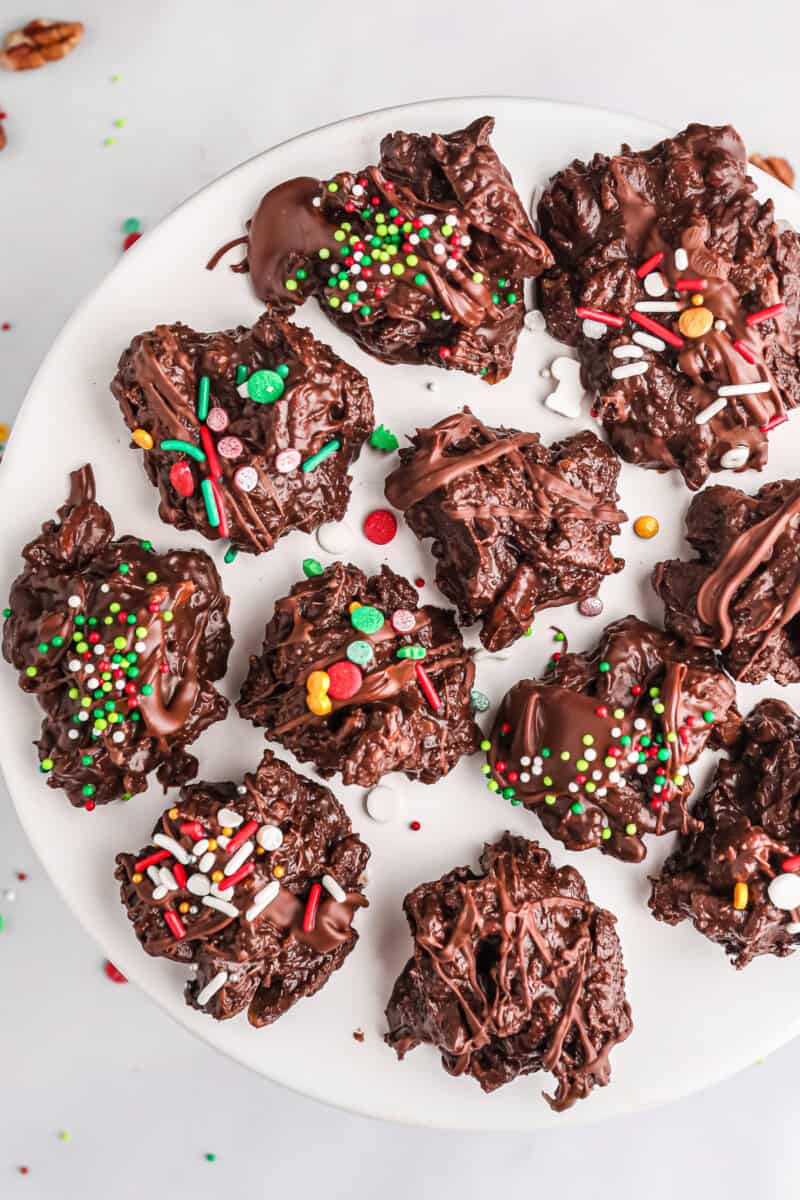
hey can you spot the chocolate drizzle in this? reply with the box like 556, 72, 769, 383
385, 833, 633, 1111
2, 465, 232, 807
385, 410, 626, 651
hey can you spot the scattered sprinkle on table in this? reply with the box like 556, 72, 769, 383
409, 820, 421, 831
103, 959, 127, 983
633, 514, 660, 539
363, 509, 398, 545
370, 424, 399, 452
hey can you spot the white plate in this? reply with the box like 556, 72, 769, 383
2, 97, 798, 1131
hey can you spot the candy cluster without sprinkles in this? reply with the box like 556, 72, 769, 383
2, 466, 231, 807
115, 750, 369, 1024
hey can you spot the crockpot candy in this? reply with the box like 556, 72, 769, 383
238, 561, 479, 787
385, 409, 627, 651
111, 307, 373, 555
482, 616, 738, 862
654, 479, 800, 684
650, 700, 800, 968
115, 748, 369, 1022
538, 123, 800, 489
2, 465, 231, 808
385, 833, 633, 1112
241, 115, 552, 382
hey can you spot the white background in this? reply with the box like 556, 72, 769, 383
2, 1, 800, 1195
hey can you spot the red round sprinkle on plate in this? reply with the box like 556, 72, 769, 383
363, 509, 398, 545
327, 660, 363, 700
414, 577, 424, 588
104, 960, 127, 983
122, 232, 142, 251
16, 872, 27, 881
410, 820, 421, 831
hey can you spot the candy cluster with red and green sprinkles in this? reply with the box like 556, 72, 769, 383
245, 116, 552, 382
2, 466, 232, 808
483, 616, 737, 863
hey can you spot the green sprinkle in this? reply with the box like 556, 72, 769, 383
135, 626, 147, 639
506, 292, 518, 303
501, 787, 515, 799
141, 684, 154, 696
543, 775, 553, 787
346, 639, 374, 668
160, 438, 206, 463
40, 758, 54, 772
140, 540, 153, 551
197, 375, 211, 421
302, 439, 340, 473
285, 279, 299, 292
318, 248, 331, 261
487, 780, 499, 793
396, 645, 426, 660
81, 755, 92, 766
206, 1154, 217, 1164
544, 794, 557, 805
37, 642, 49, 653
327, 181, 339, 193
585, 782, 596, 794
82, 784, 95, 797
601, 827, 612, 841
113, 637, 127, 650
703, 710, 715, 723
162, 611, 173, 623
350, 605, 384, 635
122, 218, 141, 234
666, 731, 677, 743
625, 822, 637, 836
302, 558, 324, 578
25, 666, 37, 678
554, 631, 566, 641
582, 734, 594, 746
74, 615, 86, 626
657, 748, 670, 761
598, 660, 610, 673
576, 759, 589, 772
481, 764, 491, 775
246, 369, 285, 404
224, 545, 239, 564
523, 626, 533, 637
201, 479, 220, 528
480, 739, 491, 752
653, 702, 665, 715
571, 802, 585, 813
541, 747, 551, 758
235, 364, 249, 386
560, 751, 571, 761
109, 603, 121, 614
2, 608, 10, 618
370, 424, 399, 453
276, 364, 290, 379
470, 689, 490, 713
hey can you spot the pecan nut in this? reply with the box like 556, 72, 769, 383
749, 153, 795, 189
0, 18, 84, 71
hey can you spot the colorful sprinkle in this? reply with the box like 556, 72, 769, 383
302, 439, 340, 472
633, 514, 660, 539
327, 660, 362, 700
303, 558, 324, 577
370, 424, 399, 452
274, 448, 301, 473
234, 465, 258, 493
363, 509, 398, 545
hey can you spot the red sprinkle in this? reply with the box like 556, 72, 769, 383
104, 960, 127, 983
414, 577, 425, 588
438, 347, 451, 359
673, 278, 707, 291
631, 685, 642, 696
180, 821, 204, 840
164, 910, 185, 940
410, 820, 421, 831
495, 760, 507, 773
169, 460, 195, 498
85, 801, 96, 812
173, 863, 187, 889
134, 848, 171, 872
302, 882, 323, 932
225, 819, 259, 856
415, 662, 443, 712
596, 705, 609, 718
732, 339, 757, 364
782, 855, 800, 873
507, 770, 519, 783
16, 872, 27, 881
209, 478, 230, 537
746, 303, 785, 327
363, 509, 398, 545
122, 232, 142, 251
760, 413, 788, 433
630, 310, 684, 348
221, 860, 254, 891
636, 252, 664, 278
1, 323, 11, 331
327, 659, 362, 700
200, 427, 222, 481
575, 305, 625, 328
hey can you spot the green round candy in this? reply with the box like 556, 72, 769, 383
247, 369, 285, 404
350, 605, 384, 635
302, 558, 324, 578
470, 689, 490, 713
346, 640, 374, 667
122, 217, 141, 234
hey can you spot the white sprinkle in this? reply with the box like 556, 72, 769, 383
153, 833, 190, 864
634, 718, 647, 730
597, 787, 608, 798
633, 331, 666, 352
581, 318, 606, 340
3, 889, 15, 903
524, 309, 546, 332
637, 764, 648, 776
409, 234, 420, 245
584, 748, 597, 762
100, 584, 110, 593
257, 824, 283, 851
432, 243, 445, 256
67, 595, 81, 609
146, 866, 162, 886
236, 785, 247, 795
365, 783, 400, 823
634, 301, 682, 312
611, 362, 649, 380
246, 880, 280, 921
236, 381, 250, 399
115, 680, 125, 691
421, 213, 436, 225
193, 839, 209, 855
316, 521, 353, 555
198, 851, 215, 873
768, 873, 800, 910
210, 883, 234, 901
350, 264, 361, 275
78, 711, 88, 722
312, 196, 321, 207
445, 257, 457, 270
380, 264, 390, 275
519, 755, 531, 767
196, 970, 229, 1007
695, 397, 728, 425
202, 896, 239, 918
607, 771, 621, 784
445, 213, 458, 226
643, 272, 668, 297
352, 184, 364, 197
627, 752, 639, 765
68, 729, 79, 740
322, 874, 347, 903
519, 772, 530, 783
714, 319, 727, 332
217, 835, 230, 850
674, 248, 689, 270
720, 446, 750, 470
88, 678, 100, 690
159, 866, 178, 891
224, 841, 254, 876
787, 922, 800, 935
717, 381, 772, 397
112, 730, 125, 743
341, 302, 353, 314
355, 280, 367, 293
186, 873, 210, 896
612, 344, 644, 359
592, 770, 603, 781
151, 885, 168, 900
611, 726, 621, 737
68, 659, 81, 672
93, 645, 105, 656
217, 808, 244, 828
532, 764, 543, 777
134, 641, 146, 653
568, 782, 579, 793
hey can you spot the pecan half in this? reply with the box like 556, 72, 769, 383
0, 19, 84, 71
749, 153, 795, 189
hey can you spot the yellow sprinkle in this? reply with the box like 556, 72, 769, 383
255, 846, 265, 855
733, 882, 749, 910
348, 601, 362, 614
132, 872, 143, 884
132, 428, 154, 450
168, 806, 179, 819
273, 865, 286, 878
207, 839, 218, 851
633, 514, 660, 539
221, 827, 233, 838
678, 306, 713, 338
178, 901, 190, 914
211, 870, 224, 883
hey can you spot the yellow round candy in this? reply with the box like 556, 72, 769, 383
221, 827, 233, 837
168, 806, 179, 819
211, 870, 224, 883
307, 694, 332, 716
132, 428, 154, 450
634, 514, 660, 539
348, 601, 362, 614
132, 872, 143, 884
678, 306, 713, 339
690, 293, 705, 307
306, 670, 330, 693
273, 864, 286, 878
178, 901, 190, 914
207, 838, 218, 851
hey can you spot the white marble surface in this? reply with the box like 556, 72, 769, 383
2, 1, 799, 1194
